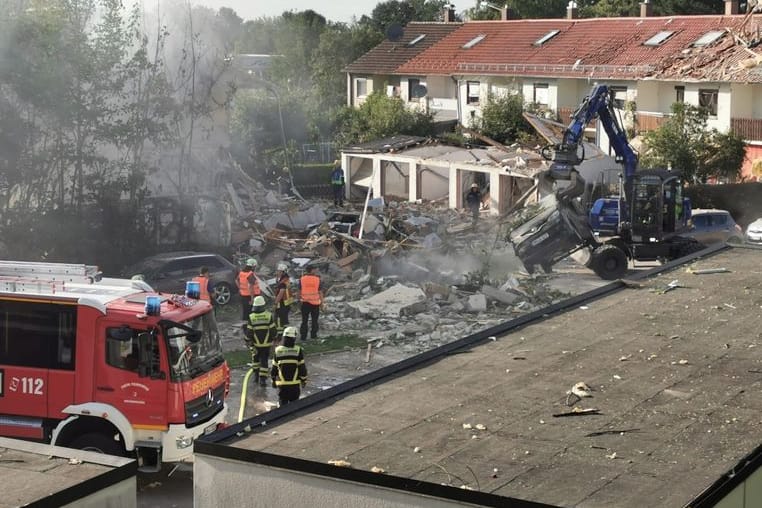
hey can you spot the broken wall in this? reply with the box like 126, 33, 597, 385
419, 165, 449, 200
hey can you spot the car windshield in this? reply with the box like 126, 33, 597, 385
161, 312, 224, 381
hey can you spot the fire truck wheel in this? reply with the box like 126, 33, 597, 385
70, 432, 126, 457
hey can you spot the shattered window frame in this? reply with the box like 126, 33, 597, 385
698, 89, 719, 117
643, 31, 676, 47
533, 83, 549, 106
674, 85, 685, 103
693, 30, 725, 47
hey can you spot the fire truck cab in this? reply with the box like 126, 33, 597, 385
0, 261, 229, 472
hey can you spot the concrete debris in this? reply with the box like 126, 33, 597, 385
467, 294, 488, 313
686, 267, 731, 275
328, 459, 351, 467
347, 284, 427, 318
480, 285, 520, 306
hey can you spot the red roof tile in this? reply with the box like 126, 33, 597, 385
345, 22, 461, 74
390, 16, 762, 82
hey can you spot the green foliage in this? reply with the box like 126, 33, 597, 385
640, 103, 745, 183
466, 0, 569, 19
359, 0, 450, 31
474, 93, 530, 144
577, 0, 723, 17
334, 92, 434, 146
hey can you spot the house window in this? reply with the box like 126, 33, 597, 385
355, 78, 368, 98
675, 86, 685, 103
610, 86, 628, 109
467, 81, 480, 104
408, 78, 426, 102
699, 89, 718, 116
533, 83, 549, 106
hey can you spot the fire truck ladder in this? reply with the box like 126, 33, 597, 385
0, 260, 102, 294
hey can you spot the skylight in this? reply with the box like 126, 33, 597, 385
693, 30, 725, 47
408, 34, 426, 46
534, 30, 560, 46
463, 34, 486, 49
643, 31, 675, 46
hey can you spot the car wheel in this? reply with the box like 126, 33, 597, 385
213, 282, 232, 306
590, 244, 628, 280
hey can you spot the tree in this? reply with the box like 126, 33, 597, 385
466, 0, 568, 20
334, 92, 434, 146
577, 0, 724, 17
473, 93, 529, 144
640, 103, 745, 183
359, 0, 450, 32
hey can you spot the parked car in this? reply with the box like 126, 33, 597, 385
685, 209, 743, 245
745, 217, 762, 245
123, 252, 238, 306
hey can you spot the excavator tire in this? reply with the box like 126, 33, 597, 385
590, 244, 628, 280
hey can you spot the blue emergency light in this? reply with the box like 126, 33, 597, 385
145, 295, 161, 316
185, 281, 201, 299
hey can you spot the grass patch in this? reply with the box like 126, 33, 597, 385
223, 334, 366, 369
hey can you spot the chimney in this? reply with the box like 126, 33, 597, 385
567, 1, 578, 19
501, 6, 516, 20
725, 0, 739, 15
640, 0, 653, 17
443, 3, 456, 22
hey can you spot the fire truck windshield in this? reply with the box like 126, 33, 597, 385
161, 312, 224, 381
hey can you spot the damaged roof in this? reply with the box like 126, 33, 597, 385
207, 246, 762, 507
381, 15, 762, 82
345, 22, 462, 75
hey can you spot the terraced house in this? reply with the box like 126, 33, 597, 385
346, 0, 762, 181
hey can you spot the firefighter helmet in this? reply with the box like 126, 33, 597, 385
276, 262, 288, 272
246, 258, 257, 267
252, 295, 266, 307
283, 326, 298, 338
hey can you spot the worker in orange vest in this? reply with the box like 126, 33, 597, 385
193, 266, 219, 333
299, 264, 324, 342
236, 258, 260, 322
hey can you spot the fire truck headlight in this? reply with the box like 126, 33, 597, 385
176, 435, 194, 449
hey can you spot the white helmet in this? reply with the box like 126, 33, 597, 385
277, 262, 288, 272
246, 258, 257, 267
252, 295, 266, 307
282, 326, 298, 338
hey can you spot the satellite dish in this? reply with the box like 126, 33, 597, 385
411, 84, 428, 98
385, 23, 404, 42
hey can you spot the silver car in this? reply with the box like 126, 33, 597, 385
745, 218, 762, 245
685, 209, 743, 246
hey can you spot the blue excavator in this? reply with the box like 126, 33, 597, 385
510, 84, 703, 280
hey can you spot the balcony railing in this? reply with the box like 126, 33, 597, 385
731, 117, 762, 142
556, 108, 667, 133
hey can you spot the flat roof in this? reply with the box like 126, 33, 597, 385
210, 246, 762, 507
0, 437, 135, 507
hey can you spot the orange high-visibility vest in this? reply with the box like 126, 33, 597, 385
238, 271, 252, 296
300, 274, 321, 305
193, 275, 211, 302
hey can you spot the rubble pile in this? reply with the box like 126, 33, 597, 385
225, 173, 573, 355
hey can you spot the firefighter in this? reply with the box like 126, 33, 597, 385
465, 183, 482, 225
246, 295, 276, 386
236, 258, 260, 322
273, 262, 293, 336
299, 264, 324, 342
270, 326, 307, 406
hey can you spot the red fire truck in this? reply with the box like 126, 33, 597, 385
0, 261, 229, 472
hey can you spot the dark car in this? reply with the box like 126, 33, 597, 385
124, 252, 238, 306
